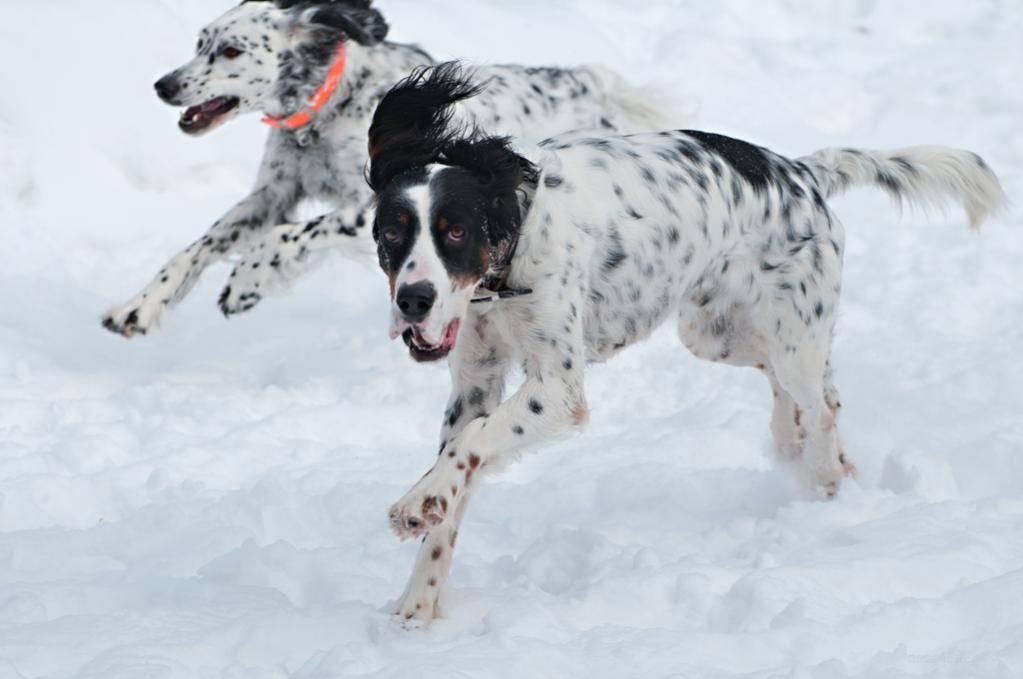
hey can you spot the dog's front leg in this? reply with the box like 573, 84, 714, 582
388, 379, 587, 540
392, 317, 513, 624
390, 325, 587, 624
391, 489, 474, 626
218, 197, 377, 316
102, 174, 297, 338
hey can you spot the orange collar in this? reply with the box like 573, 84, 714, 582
262, 43, 348, 130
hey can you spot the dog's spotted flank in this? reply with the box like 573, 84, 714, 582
101, 0, 673, 337
366, 64, 1006, 625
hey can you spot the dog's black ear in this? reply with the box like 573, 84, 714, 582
444, 137, 539, 247
282, 1, 388, 45
308, 3, 388, 45
367, 62, 484, 193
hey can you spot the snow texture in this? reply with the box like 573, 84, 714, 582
1, 1, 1021, 677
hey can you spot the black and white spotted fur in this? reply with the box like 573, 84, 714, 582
366, 64, 1006, 624
101, 0, 673, 337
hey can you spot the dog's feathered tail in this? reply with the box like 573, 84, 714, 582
800, 146, 1007, 228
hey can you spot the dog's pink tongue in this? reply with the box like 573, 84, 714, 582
182, 99, 229, 124
180, 104, 209, 126
201, 99, 226, 113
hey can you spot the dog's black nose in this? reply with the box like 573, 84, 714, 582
154, 75, 180, 102
396, 281, 436, 323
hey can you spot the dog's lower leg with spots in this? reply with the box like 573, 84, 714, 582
766, 370, 803, 460
389, 369, 586, 541
389, 329, 587, 624
102, 178, 297, 337
390, 323, 513, 623
770, 341, 849, 495
218, 199, 378, 316
392, 491, 473, 624
388, 392, 576, 624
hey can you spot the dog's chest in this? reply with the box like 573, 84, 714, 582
292, 134, 367, 203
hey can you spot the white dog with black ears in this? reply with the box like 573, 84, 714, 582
364, 63, 1006, 624
101, 0, 673, 337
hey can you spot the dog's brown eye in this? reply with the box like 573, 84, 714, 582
220, 46, 243, 59
447, 226, 466, 243
383, 227, 402, 243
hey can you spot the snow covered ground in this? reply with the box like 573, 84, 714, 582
1, 0, 1022, 677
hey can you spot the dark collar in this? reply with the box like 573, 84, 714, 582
471, 231, 532, 304
471, 175, 538, 304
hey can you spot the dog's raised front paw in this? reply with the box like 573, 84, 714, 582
388, 495, 448, 541
218, 258, 276, 317
388, 478, 454, 541
218, 282, 263, 317
102, 295, 165, 338
219, 237, 304, 317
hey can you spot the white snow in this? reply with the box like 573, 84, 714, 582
1, 1, 1022, 677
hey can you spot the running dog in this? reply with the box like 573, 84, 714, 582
365, 64, 1006, 624
101, 0, 672, 337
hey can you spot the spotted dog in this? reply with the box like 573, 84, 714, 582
365, 64, 1006, 624
101, 0, 672, 337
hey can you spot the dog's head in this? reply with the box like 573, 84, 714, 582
367, 63, 538, 363
154, 0, 388, 135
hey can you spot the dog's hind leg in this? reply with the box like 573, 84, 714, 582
822, 360, 855, 478
764, 369, 803, 461
676, 293, 823, 468
767, 324, 851, 495
218, 199, 377, 316
754, 223, 854, 493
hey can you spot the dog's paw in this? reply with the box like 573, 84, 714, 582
219, 237, 304, 317
388, 496, 447, 540
102, 295, 165, 338
218, 281, 264, 317
804, 456, 852, 499
389, 480, 453, 541
392, 592, 439, 628
218, 259, 277, 317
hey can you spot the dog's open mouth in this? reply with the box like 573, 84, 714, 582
179, 96, 239, 135
402, 319, 461, 363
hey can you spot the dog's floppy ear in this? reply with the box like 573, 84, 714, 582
367, 62, 484, 193
311, 3, 388, 45
444, 137, 539, 248
282, 1, 389, 45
